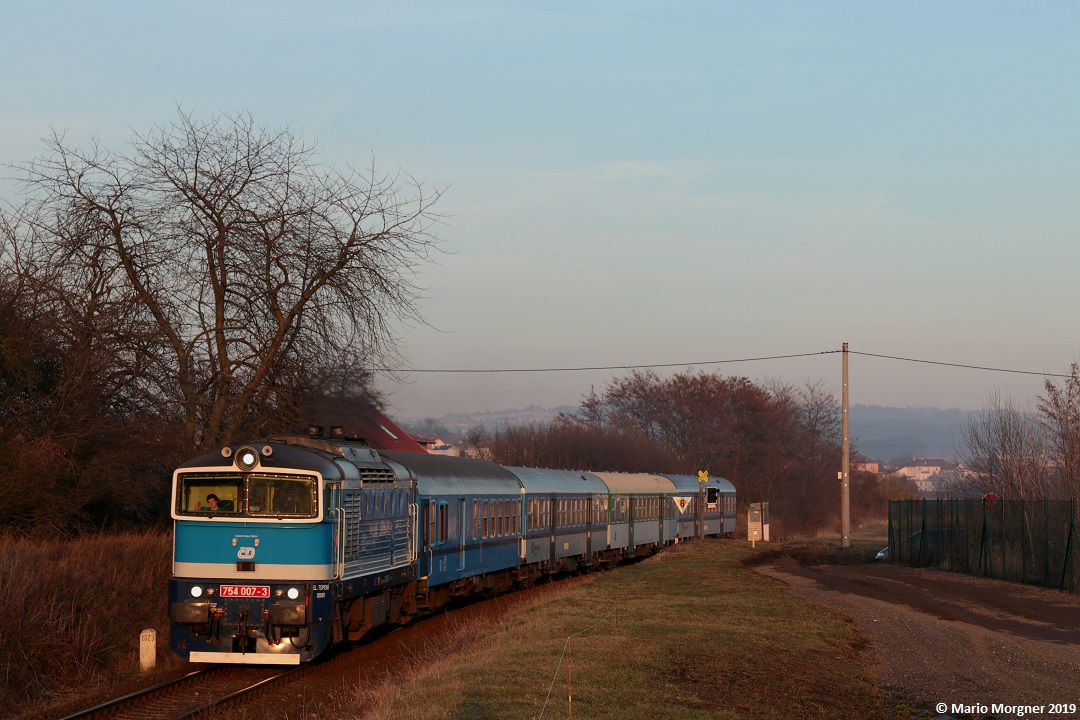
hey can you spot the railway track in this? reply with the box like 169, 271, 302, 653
56, 664, 306, 720
55, 573, 604, 720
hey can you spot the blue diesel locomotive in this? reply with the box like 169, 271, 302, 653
168, 435, 736, 664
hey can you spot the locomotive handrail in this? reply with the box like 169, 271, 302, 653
408, 502, 418, 562
335, 506, 346, 579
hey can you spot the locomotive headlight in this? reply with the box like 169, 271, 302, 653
274, 588, 284, 598
190, 585, 204, 598
286, 587, 300, 600
235, 446, 259, 471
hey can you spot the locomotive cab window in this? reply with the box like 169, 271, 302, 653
177, 474, 242, 514
248, 476, 316, 517
176, 473, 316, 517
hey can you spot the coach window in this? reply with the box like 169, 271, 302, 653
482, 500, 489, 538
438, 503, 448, 543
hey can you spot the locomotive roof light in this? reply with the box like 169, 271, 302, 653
221, 447, 233, 458
235, 446, 259, 471
261, 445, 273, 457
190, 585, 204, 598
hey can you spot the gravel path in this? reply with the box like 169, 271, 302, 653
756, 562, 1080, 718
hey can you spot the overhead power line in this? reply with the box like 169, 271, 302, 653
848, 351, 1076, 379
377, 348, 1079, 379
376, 351, 838, 373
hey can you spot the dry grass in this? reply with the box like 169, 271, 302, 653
0, 530, 180, 712
334, 541, 919, 720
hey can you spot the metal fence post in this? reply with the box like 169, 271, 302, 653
1045, 498, 1050, 588
1063, 500, 1077, 591
1001, 498, 1007, 582
1021, 499, 1028, 584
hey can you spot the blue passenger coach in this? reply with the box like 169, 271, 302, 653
508, 467, 611, 572
378, 450, 524, 602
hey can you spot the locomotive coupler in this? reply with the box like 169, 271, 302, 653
237, 605, 250, 650
211, 608, 225, 642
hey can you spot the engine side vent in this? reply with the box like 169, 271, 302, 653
360, 467, 397, 483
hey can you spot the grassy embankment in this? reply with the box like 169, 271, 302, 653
341, 536, 919, 720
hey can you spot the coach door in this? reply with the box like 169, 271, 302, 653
628, 496, 636, 551
548, 493, 557, 569
585, 492, 594, 560
652, 496, 660, 546
458, 499, 466, 571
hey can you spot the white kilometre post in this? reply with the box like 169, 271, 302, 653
139, 629, 157, 673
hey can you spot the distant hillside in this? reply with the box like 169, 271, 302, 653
396, 403, 979, 464
850, 405, 978, 464
395, 405, 577, 441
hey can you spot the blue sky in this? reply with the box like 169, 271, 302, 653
2, 2, 1078, 419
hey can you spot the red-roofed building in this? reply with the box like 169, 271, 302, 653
309, 406, 428, 454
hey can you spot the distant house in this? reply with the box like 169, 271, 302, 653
896, 458, 958, 494
851, 453, 879, 474
424, 438, 459, 455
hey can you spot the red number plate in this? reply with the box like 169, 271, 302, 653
219, 585, 270, 598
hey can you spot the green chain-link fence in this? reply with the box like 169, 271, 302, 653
886, 499, 1080, 593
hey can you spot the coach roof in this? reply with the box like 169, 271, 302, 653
590, 471, 677, 495
503, 467, 608, 494
379, 450, 522, 495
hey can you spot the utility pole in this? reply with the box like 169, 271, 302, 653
841, 342, 850, 548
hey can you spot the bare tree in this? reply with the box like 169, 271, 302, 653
488, 419, 684, 473
1038, 362, 1080, 501
404, 417, 450, 441
960, 391, 1052, 499
462, 424, 491, 459
12, 110, 441, 450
